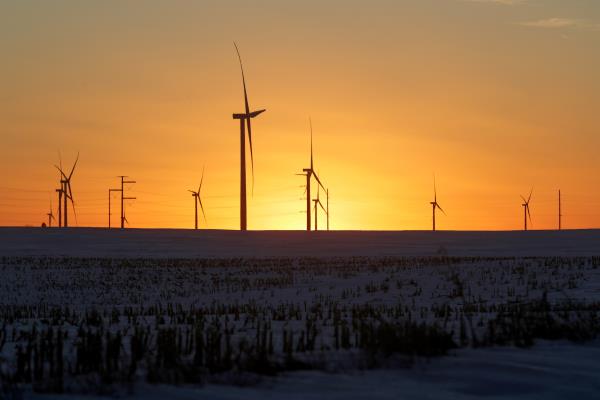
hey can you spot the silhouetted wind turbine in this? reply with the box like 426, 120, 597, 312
301, 118, 326, 231
430, 176, 445, 231
46, 200, 55, 228
55, 152, 79, 227
189, 167, 206, 230
312, 185, 327, 231
232, 42, 265, 231
521, 188, 533, 231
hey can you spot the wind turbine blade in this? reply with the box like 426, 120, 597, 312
68, 152, 79, 180
199, 165, 205, 194
527, 188, 533, 203
436, 203, 446, 216
58, 151, 63, 172
310, 117, 313, 171
433, 174, 437, 203
198, 197, 206, 222
247, 118, 254, 195
312, 171, 326, 192
68, 189, 77, 225
527, 204, 531, 222
54, 165, 68, 180
188, 190, 196, 194
520, 195, 527, 203
233, 42, 250, 116
318, 199, 327, 213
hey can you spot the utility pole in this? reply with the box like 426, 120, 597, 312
108, 188, 121, 228
118, 176, 136, 229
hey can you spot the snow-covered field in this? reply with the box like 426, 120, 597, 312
1, 228, 599, 399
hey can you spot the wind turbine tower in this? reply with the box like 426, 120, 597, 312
55, 187, 63, 227
326, 188, 330, 231
558, 189, 562, 230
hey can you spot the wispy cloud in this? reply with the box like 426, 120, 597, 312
462, 0, 526, 5
518, 18, 600, 31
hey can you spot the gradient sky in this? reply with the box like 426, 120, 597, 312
1, 0, 599, 230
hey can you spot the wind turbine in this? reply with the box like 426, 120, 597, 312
46, 200, 55, 228
521, 189, 532, 231
301, 118, 326, 231
430, 176, 446, 231
55, 152, 79, 227
188, 167, 206, 230
312, 185, 327, 231
232, 42, 265, 231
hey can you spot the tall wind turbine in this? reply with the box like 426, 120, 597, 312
189, 167, 206, 230
55, 153, 79, 227
301, 118, 326, 231
232, 42, 265, 231
46, 201, 55, 228
430, 176, 446, 231
521, 189, 532, 231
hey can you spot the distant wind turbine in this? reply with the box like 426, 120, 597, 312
300, 118, 326, 231
46, 200, 55, 228
312, 185, 327, 231
54, 152, 79, 227
521, 188, 533, 231
188, 166, 206, 230
430, 176, 446, 231
232, 42, 265, 231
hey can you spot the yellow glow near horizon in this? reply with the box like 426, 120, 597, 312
1, 1, 599, 230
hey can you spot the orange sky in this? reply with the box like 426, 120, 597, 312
1, 0, 599, 230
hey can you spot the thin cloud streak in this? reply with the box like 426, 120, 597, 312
461, 0, 527, 5
518, 18, 600, 31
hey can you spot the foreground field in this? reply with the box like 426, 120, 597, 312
1, 252, 600, 398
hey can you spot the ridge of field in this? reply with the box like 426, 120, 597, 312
0, 227, 599, 258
